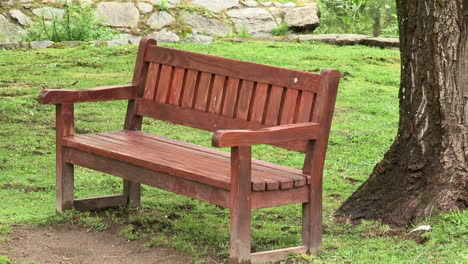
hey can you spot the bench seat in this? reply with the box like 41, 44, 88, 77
62, 130, 310, 192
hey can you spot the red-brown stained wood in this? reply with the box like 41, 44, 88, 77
264, 86, 284, 126
144, 45, 321, 92
132, 38, 157, 87
280, 89, 299, 125
212, 122, 320, 147
208, 75, 226, 114
194, 72, 213, 111
74, 195, 127, 211
155, 65, 173, 103
296, 91, 315, 123
181, 70, 199, 108
249, 83, 268, 122
230, 146, 252, 264
143, 63, 160, 100
167, 67, 185, 105
235, 80, 254, 120
222, 77, 240, 118
38, 85, 137, 105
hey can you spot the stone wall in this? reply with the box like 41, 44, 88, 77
0, 0, 320, 43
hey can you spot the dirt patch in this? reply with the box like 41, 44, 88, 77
0, 225, 192, 264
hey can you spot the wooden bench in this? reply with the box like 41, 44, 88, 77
38, 38, 340, 264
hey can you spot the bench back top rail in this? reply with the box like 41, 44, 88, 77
129, 38, 340, 153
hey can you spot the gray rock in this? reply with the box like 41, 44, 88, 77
149, 29, 180, 43
147, 11, 175, 30
227, 8, 276, 36
9, 10, 32, 26
128, 35, 142, 45
108, 39, 129, 47
242, 1, 258, 7
273, 2, 284, 7
269, 7, 285, 20
149, 0, 180, 7
260, 1, 272, 6
283, 2, 296, 8
284, 4, 320, 30
0, 14, 22, 42
96, 2, 140, 28
32, 7, 65, 20
137, 3, 154, 14
0, 42, 21, 49
30, 41, 54, 49
79, 0, 93, 5
0, 0, 14, 8
181, 11, 232, 36
19, 0, 33, 3
361, 37, 400, 48
297, 34, 371, 46
185, 34, 213, 44
192, 0, 239, 12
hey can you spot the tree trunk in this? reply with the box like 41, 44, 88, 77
336, 0, 468, 226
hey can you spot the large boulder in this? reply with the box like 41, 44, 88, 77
147, 11, 175, 30
32, 7, 65, 20
181, 11, 232, 37
227, 8, 276, 36
9, 10, 32, 27
284, 4, 320, 31
192, 0, 239, 12
0, 14, 22, 42
149, 29, 180, 43
96, 2, 140, 28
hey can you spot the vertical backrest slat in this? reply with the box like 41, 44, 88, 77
279, 89, 299, 125
295, 91, 315, 123
249, 83, 269, 123
222, 77, 240, 118
208, 75, 226, 114
143, 63, 160, 100
263, 86, 284, 126
236, 80, 254, 120
194, 72, 213, 111
155, 65, 173, 103
167, 67, 186, 105
181, 70, 199, 108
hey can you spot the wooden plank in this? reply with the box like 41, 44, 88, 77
222, 77, 240, 118
264, 86, 284, 126
208, 75, 226, 114
155, 65, 173, 103
296, 91, 315, 123
135, 99, 308, 152
181, 70, 199, 108
143, 63, 160, 100
38, 85, 137, 105
249, 83, 268, 122
63, 147, 231, 208
251, 246, 307, 263
230, 146, 252, 264
194, 72, 213, 111
56, 104, 75, 212
252, 185, 308, 209
123, 179, 140, 207
235, 80, 254, 120
167, 67, 186, 105
132, 38, 156, 87
212, 122, 320, 147
144, 45, 322, 92
279, 89, 299, 125
74, 195, 127, 211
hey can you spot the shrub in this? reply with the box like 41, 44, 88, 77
22, 0, 116, 42
272, 23, 289, 36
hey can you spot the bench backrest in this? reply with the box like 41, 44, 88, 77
127, 38, 340, 153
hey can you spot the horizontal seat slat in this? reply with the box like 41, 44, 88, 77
62, 131, 308, 192
144, 45, 322, 93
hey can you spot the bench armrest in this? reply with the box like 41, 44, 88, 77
38, 84, 138, 104
212, 122, 320, 148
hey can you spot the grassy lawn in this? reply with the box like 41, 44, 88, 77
0, 41, 466, 264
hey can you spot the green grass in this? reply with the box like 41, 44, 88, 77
0, 41, 466, 263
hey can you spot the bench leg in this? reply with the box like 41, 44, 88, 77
230, 146, 252, 264
123, 179, 141, 207
301, 187, 322, 255
56, 162, 74, 212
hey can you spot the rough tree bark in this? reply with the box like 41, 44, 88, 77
336, 0, 468, 226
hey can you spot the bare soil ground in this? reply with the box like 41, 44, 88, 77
0, 225, 192, 264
